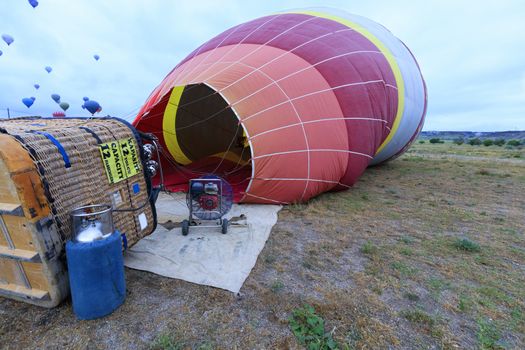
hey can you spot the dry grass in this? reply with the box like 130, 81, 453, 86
0, 142, 524, 349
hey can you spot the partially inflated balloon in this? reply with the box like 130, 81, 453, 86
22, 98, 34, 108
133, 9, 427, 204
59, 102, 70, 111
83, 96, 89, 102
51, 94, 60, 103
93, 54, 100, 61
83, 100, 101, 114
2, 34, 14, 46
34, 84, 40, 89
28, 0, 39, 8
45, 66, 52, 73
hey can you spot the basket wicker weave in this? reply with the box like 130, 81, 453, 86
0, 117, 156, 307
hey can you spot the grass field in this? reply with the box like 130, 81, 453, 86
1, 141, 524, 349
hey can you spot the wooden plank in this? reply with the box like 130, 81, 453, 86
1, 215, 36, 251
0, 281, 49, 300
0, 246, 40, 262
0, 159, 19, 205
0, 258, 22, 285
22, 261, 49, 291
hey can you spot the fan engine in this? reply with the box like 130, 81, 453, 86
182, 175, 233, 235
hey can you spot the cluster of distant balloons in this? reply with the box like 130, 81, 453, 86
2, 0, 103, 116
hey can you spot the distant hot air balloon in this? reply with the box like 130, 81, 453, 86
22, 98, 34, 108
34, 84, 40, 90
93, 54, 100, 61
45, 66, 52, 73
53, 111, 65, 118
2, 34, 14, 46
83, 96, 89, 102
30, 96, 36, 101
0, 50, 3, 56
28, 0, 39, 8
51, 94, 61, 103
59, 102, 70, 112
83, 100, 101, 114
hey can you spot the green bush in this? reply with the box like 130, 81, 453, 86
361, 241, 379, 255
453, 137, 465, 145
289, 305, 339, 350
468, 138, 482, 146
429, 138, 444, 144
507, 139, 522, 147
418, 140, 425, 144
483, 139, 494, 147
453, 238, 481, 252
477, 318, 505, 349
493, 138, 506, 146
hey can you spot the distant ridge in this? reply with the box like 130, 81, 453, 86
420, 131, 525, 140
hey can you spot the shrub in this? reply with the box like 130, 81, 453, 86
289, 305, 339, 350
507, 139, 522, 147
150, 334, 185, 350
468, 138, 482, 146
453, 137, 465, 145
271, 280, 284, 293
483, 139, 494, 147
477, 169, 491, 176
401, 309, 435, 327
361, 241, 379, 255
429, 138, 444, 144
453, 238, 481, 252
418, 140, 425, 144
493, 138, 506, 146
477, 318, 504, 349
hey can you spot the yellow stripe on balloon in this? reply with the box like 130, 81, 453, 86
288, 10, 405, 154
163, 86, 192, 164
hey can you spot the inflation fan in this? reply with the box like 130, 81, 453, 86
182, 175, 233, 235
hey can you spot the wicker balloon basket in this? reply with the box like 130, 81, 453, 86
0, 117, 157, 307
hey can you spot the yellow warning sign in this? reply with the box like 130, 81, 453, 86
99, 138, 142, 184
119, 138, 141, 178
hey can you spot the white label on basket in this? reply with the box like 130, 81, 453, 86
111, 190, 123, 207
138, 212, 147, 231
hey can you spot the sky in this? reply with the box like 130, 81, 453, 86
0, 0, 524, 131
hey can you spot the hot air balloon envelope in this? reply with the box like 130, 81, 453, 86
22, 98, 34, 108
34, 84, 40, 89
93, 54, 100, 61
0, 50, 3, 56
51, 94, 61, 103
30, 97, 36, 101
45, 66, 52, 73
28, 0, 39, 8
133, 9, 427, 204
59, 102, 70, 111
84, 100, 101, 114
83, 96, 89, 102
2, 34, 14, 46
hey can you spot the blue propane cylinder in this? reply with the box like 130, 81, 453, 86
66, 231, 126, 320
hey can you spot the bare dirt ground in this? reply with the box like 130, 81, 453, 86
1, 142, 524, 349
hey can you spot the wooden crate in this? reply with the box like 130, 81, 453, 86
0, 118, 157, 307
0, 135, 67, 307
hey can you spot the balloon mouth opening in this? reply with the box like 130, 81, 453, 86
137, 83, 253, 200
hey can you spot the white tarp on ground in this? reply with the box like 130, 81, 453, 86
124, 193, 282, 293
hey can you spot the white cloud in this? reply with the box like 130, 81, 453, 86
0, 0, 524, 130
